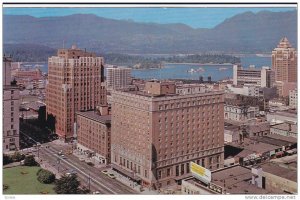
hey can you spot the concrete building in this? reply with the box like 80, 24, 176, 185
270, 122, 297, 138
252, 162, 297, 194
3, 56, 20, 152
76, 109, 111, 164
224, 102, 259, 122
46, 45, 107, 139
176, 84, 210, 95
233, 65, 274, 88
182, 165, 268, 194
273, 81, 297, 97
272, 37, 297, 83
111, 81, 224, 188
289, 89, 297, 109
106, 66, 131, 90
266, 110, 297, 125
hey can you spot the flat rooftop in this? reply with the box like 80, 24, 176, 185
271, 123, 297, 133
184, 165, 269, 194
251, 135, 297, 147
229, 138, 280, 154
259, 162, 297, 182
77, 111, 111, 124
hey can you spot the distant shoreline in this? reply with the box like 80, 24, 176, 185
163, 62, 234, 66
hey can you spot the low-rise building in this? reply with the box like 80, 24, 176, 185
266, 110, 297, 125
76, 110, 111, 164
252, 162, 297, 194
289, 89, 297, 109
270, 122, 297, 138
224, 102, 259, 122
182, 165, 269, 194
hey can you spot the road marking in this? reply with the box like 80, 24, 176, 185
43, 147, 117, 194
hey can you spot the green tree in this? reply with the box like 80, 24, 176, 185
3, 154, 13, 165
24, 155, 39, 166
38, 106, 47, 128
54, 175, 81, 194
46, 114, 56, 133
11, 152, 25, 162
37, 169, 56, 184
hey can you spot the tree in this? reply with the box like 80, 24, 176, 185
37, 169, 55, 184
54, 175, 81, 194
38, 106, 46, 128
3, 154, 13, 165
11, 152, 25, 162
46, 114, 56, 133
24, 155, 39, 166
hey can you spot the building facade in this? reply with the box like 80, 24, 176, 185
106, 66, 131, 90
272, 37, 297, 83
3, 56, 20, 152
233, 65, 274, 88
111, 82, 224, 188
46, 45, 106, 139
224, 104, 259, 122
289, 89, 297, 109
76, 111, 111, 164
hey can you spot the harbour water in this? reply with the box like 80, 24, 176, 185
31, 55, 271, 81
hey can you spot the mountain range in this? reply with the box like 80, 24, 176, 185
3, 10, 297, 54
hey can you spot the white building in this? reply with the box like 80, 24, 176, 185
176, 84, 210, 95
106, 66, 131, 90
289, 89, 297, 109
233, 65, 274, 88
224, 104, 259, 122
266, 111, 297, 125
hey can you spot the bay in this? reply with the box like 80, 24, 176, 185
30, 55, 272, 82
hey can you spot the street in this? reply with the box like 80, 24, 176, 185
20, 132, 138, 194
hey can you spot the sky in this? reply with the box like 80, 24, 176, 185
3, 7, 296, 28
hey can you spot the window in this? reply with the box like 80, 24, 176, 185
138, 166, 141, 174
145, 170, 148, 178
158, 170, 162, 179
167, 168, 171, 177
176, 165, 179, 176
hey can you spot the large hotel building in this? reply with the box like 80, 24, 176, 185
111, 81, 224, 188
3, 56, 20, 152
106, 66, 132, 91
46, 45, 107, 139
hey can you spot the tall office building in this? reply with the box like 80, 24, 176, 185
111, 81, 224, 188
272, 37, 297, 83
106, 66, 131, 90
3, 56, 20, 152
46, 45, 106, 139
233, 65, 274, 88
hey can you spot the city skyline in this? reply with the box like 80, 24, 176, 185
3, 7, 296, 28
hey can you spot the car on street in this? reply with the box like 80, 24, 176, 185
101, 170, 109, 175
107, 173, 116, 179
61, 154, 67, 159
79, 158, 85, 162
93, 191, 100, 194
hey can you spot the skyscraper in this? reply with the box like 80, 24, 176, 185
272, 37, 297, 83
111, 81, 224, 188
3, 56, 20, 152
46, 45, 106, 139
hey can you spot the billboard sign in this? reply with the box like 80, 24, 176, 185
190, 162, 211, 184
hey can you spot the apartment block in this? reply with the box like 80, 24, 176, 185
106, 66, 131, 90
3, 56, 20, 152
46, 45, 106, 139
111, 81, 224, 188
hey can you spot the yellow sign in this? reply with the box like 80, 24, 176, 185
190, 161, 211, 184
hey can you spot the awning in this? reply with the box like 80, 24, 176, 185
111, 163, 141, 182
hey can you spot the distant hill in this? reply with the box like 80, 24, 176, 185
3, 10, 297, 54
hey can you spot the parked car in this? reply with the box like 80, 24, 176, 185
101, 170, 109, 175
79, 158, 85, 162
93, 191, 100, 194
107, 173, 116, 179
